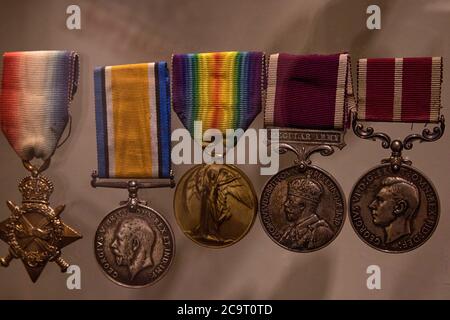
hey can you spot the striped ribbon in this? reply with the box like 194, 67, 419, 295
0, 51, 79, 160
94, 62, 171, 179
265, 53, 352, 130
172, 51, 264, 138
357, 57, 442, 122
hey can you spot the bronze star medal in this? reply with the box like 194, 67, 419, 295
0, 170, 81, 282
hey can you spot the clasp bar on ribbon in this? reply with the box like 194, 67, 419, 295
91, 170, 175, 212
267, 127, 346, 171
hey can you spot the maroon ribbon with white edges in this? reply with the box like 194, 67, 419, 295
357, 57, 442, 122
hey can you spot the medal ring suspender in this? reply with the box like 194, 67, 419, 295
260, 53, 352, 253
349, 57, 444, 253
91, 62, 175, 288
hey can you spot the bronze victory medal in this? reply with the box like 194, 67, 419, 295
95, 204, 175, 287
349, 164, 439, 253
260, 165, 345, 252
174, 164, 258, 248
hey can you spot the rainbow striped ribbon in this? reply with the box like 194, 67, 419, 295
94, 62, 171, 179
0, 51, 79, 160
172, 51, 264, 138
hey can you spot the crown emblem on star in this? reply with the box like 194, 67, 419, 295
18, 176, 54, 204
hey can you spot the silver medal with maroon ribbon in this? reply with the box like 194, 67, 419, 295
349, 56, 444, 253
260, 53, 352, 252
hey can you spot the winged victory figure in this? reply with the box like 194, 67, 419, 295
185, 165, 253, 243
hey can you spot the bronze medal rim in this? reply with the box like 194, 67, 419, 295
94, 203, 176, 288
259, 164, 346, 253
173, 164, 258, 249
349, 163, 440, 254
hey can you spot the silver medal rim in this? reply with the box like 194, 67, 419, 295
173, 164, 259, 249
259, 164, 347, 253
94, 203, 176, 288
349, 163, 440, 254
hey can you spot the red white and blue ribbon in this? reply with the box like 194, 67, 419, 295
0, 51, 79, 160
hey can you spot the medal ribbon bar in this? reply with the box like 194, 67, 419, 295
172, 51, 264, 146
265, 53, 354, 162
91, 62, 174, 198
0, 50, 79, 161
353, 56, 445, 165
357, 57, 442, 123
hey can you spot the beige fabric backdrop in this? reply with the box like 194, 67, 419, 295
0, 0, 449, 299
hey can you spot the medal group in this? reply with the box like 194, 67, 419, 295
0, 51, 444, 287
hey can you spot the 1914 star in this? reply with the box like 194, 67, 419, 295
0, 174, 81, 282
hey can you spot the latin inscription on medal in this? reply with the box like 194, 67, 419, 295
269, 128, 345, 147
94, 205, 174, 287
349, 164, 439, 253
260, 166, 345, 252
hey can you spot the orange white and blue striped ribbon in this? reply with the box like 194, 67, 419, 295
94, 62, 171, 179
